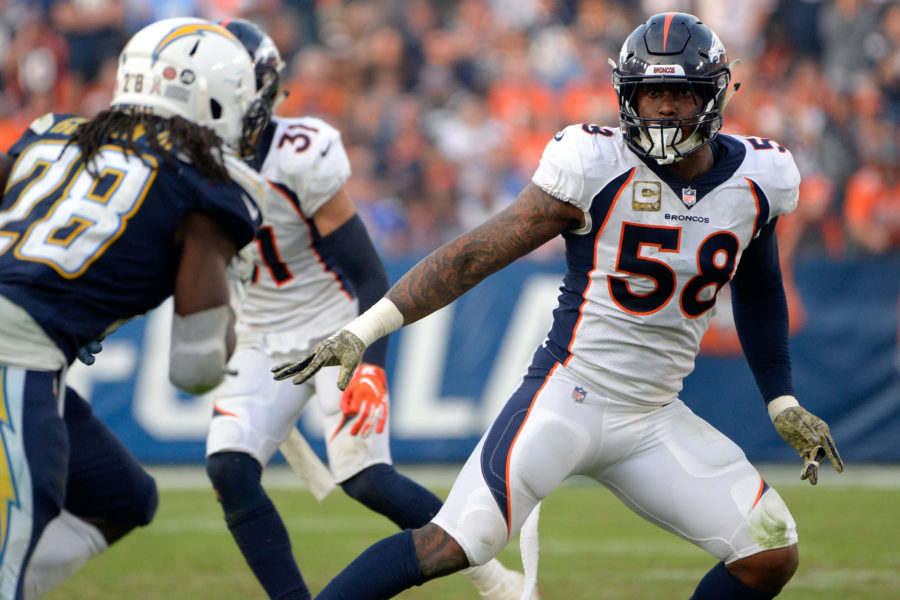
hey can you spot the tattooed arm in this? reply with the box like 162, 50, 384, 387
388, 182, 584, 325
272, 182, 583, 386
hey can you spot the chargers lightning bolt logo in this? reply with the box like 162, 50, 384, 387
151, 23, 240, 64
0, 369, 20, 562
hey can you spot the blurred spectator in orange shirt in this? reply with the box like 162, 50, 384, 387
486, 40, 554, 132
277, 46, 349, 120
558, 42, 618, 127
844, 130, 900, 255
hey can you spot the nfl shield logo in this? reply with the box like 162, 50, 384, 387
681, 187, 697, 208
572, 386, 586, 403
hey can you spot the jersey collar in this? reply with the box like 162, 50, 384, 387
634, 135, 746, 209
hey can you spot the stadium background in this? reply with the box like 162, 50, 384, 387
3, 0, 899, 466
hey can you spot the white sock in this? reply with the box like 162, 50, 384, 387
24, 510, 108, 600
461, 559, 512, 592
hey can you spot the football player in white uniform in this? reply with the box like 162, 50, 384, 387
206, 20, 533, 600
274, 12, 844, 600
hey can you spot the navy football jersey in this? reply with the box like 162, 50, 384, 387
0, 113, 265, 362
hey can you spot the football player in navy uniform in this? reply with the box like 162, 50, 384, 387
274, 12, 844, 600
0, 17, 267, 600
204, 19, 533, 600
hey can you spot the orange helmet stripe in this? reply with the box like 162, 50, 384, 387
662, 12, 676, 52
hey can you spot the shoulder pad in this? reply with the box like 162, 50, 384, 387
262, 116, 351, 214
267, 116, 343, 176
224, 152, 267, 221
31, 113, 85, 136
738, 135, 800, 218
8, 113, 85, 158
533, 123, 631, 212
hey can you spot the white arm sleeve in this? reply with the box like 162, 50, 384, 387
169, 305, 231, 394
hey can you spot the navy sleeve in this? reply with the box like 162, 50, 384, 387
730, 218, 795, 404
321, 214, 390, 368
191, 179, 260, 248
162, 167, 260, 250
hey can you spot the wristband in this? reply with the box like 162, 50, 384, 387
343, 298, 404, 347
767, 394, 800, 422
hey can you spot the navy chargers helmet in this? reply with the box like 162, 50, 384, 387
612, 12, 733, 164
219, 19, 286, 154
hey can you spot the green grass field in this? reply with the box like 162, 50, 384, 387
49, 467, 900, 599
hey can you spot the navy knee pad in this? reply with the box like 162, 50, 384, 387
206, 451, 266, 515
125, 471, 158, 526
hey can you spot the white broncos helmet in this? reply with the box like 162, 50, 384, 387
111, 17, 261, 150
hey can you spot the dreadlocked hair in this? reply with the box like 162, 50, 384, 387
69, 108, 232, 183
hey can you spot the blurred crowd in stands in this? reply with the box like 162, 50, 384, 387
2, 0, 900, 261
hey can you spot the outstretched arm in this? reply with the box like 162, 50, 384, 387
273, 183, 583, 386
388, 182, 583, 325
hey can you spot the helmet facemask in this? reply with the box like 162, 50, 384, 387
238, 96, 271, 161
615, 74, 729, 164
219, 19, 286, 161
237, 59, 281, 161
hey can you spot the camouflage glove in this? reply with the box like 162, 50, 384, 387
272, 329, 367, 388
770, 396, 844, 485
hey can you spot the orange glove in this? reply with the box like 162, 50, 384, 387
332, 363, 388, 440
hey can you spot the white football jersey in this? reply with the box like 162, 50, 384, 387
236, 115, 356, 357
532, 125, 799, 406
